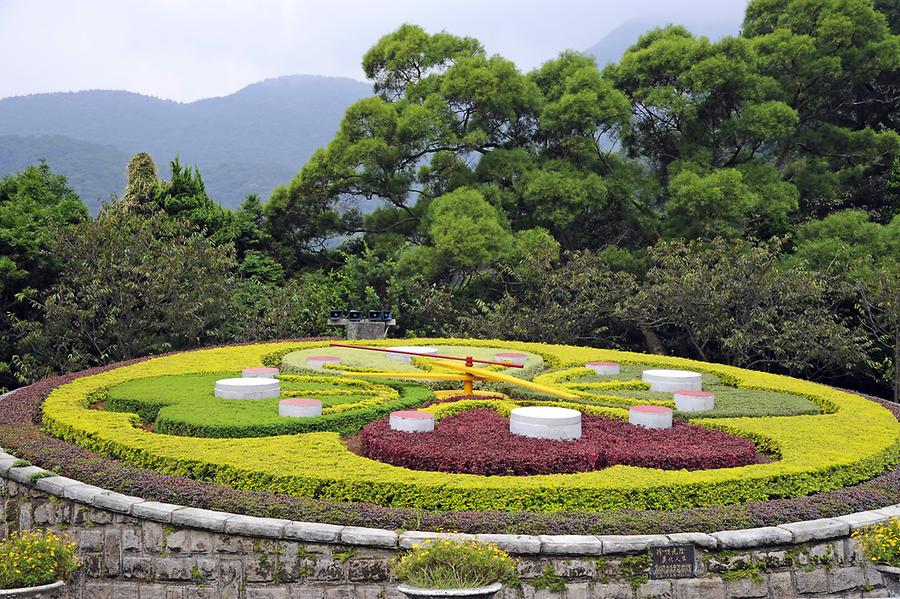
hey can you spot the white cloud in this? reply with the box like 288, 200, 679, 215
0, 0, 747, 102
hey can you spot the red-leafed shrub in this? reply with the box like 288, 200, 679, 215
356, 409, 761, 475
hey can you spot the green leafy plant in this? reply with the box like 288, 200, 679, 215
392, 539, 517, 589
0, 530, 79, 589
854, 518, 900, 566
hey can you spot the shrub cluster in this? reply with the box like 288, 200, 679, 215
0, 530, 79, 590
0, 354, 899, 534
853, 518, 900, 567
357, 408, 761, 475
392, 540, 517, 589
33, 339, 900, 512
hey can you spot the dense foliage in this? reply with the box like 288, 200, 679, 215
392, 540, 517, 589
36, 339, 900, 512
1, 351, 900, 534
357, 408, 761, 474
0, 530, 79, 590
0, 0, 897, 400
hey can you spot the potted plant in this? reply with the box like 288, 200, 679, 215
853, 518, 900, 593
393, 538, 518, 598
0, 530, 79, 598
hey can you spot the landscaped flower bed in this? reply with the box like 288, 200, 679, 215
1, 352, 899, 534
19, 338, 900, 512
356, 408, 761, 475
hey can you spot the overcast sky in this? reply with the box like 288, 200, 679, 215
0, 0, 747, 103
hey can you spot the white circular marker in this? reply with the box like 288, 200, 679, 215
385, 346, 439, 362
586, 361, 620, 375
641, 369, 702, 392
495, 352, 528, 366
306, 355, 341, 370
629, 405, 673, 429
279, 398, 322, 418
215, 378, 280, 400
674, 390, 715, 413
389, 410, 435, 433
509, 406, 582, 440
242, 367, 279, 378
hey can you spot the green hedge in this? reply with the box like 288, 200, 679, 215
40, 339, 900, 512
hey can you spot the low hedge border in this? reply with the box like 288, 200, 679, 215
0, 350, 898, 535
2, 442, 900, 554
37, 339, 900, 512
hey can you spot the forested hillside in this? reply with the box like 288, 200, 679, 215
0, 76, 370, 210
1, 0, 897, 403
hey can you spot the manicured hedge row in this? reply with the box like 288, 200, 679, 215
39, 339, 900, 512
358, 408, 760, 475
3, 345, 900, 533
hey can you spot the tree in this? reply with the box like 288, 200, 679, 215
11, 211, 236, 383
621, 238, 865, 377
0, 162, 87, 390
744, 0, 900, 216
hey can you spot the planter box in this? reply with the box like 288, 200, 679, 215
0, 581, 66, 598
397, 582, 502, 599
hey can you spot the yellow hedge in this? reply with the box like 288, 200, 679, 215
40, 338, 900, 512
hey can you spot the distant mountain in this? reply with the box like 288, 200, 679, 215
0, 75, 372, 212
586, 19, 741, 68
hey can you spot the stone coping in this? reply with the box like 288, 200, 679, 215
3, 447, 899, 556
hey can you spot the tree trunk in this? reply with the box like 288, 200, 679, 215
640, 326, 666, 355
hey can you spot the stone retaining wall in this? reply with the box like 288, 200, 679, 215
2, 448, 899, 599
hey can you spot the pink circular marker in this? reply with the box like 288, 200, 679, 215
390, 410, 435, 432
629, 404, 673, 429
391, 410, 434, 419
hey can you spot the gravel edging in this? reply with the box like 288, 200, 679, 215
2, 445, 897, 555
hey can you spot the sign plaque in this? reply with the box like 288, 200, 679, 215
649, 544, 696, 579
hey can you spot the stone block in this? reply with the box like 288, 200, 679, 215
122, 527, 142, 552
62, 483, 107, 505
711, 527, 792, 549
538, 535, 603, 555
592, 583, 633, 599
133, 501, 184, 522
245, 588, 292, 599
0, 457, 18, 476
778, 517, 849, 542
79, 529, 104, 551
724, 577, 768, 598
673, 577, 725, 599
225, 514, 290, 538
7, 465, 49, 485
283, 521, 343, 544
666, 532, 717, 549
597, 534, 669, 554
830, 566, 868, 593
122, 556, 154, 580
564, 582, 593, 599
189, 530, 215, 553
155, 557, 197, 581
838, 510, 892, 531
794, 569, 828, 594
170, 507, 231, 532
767, 571, 793, 599
340, 526, 398, 548
34, 475, 85, 496
103, 528, 122, 575
637, 579, 673, 598
348, 559, 390, 582
474, 534, 542, 554
92, 490, 144, 514
875, 504, 900, 518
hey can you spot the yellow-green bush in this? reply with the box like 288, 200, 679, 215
40, 339, 900, 512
